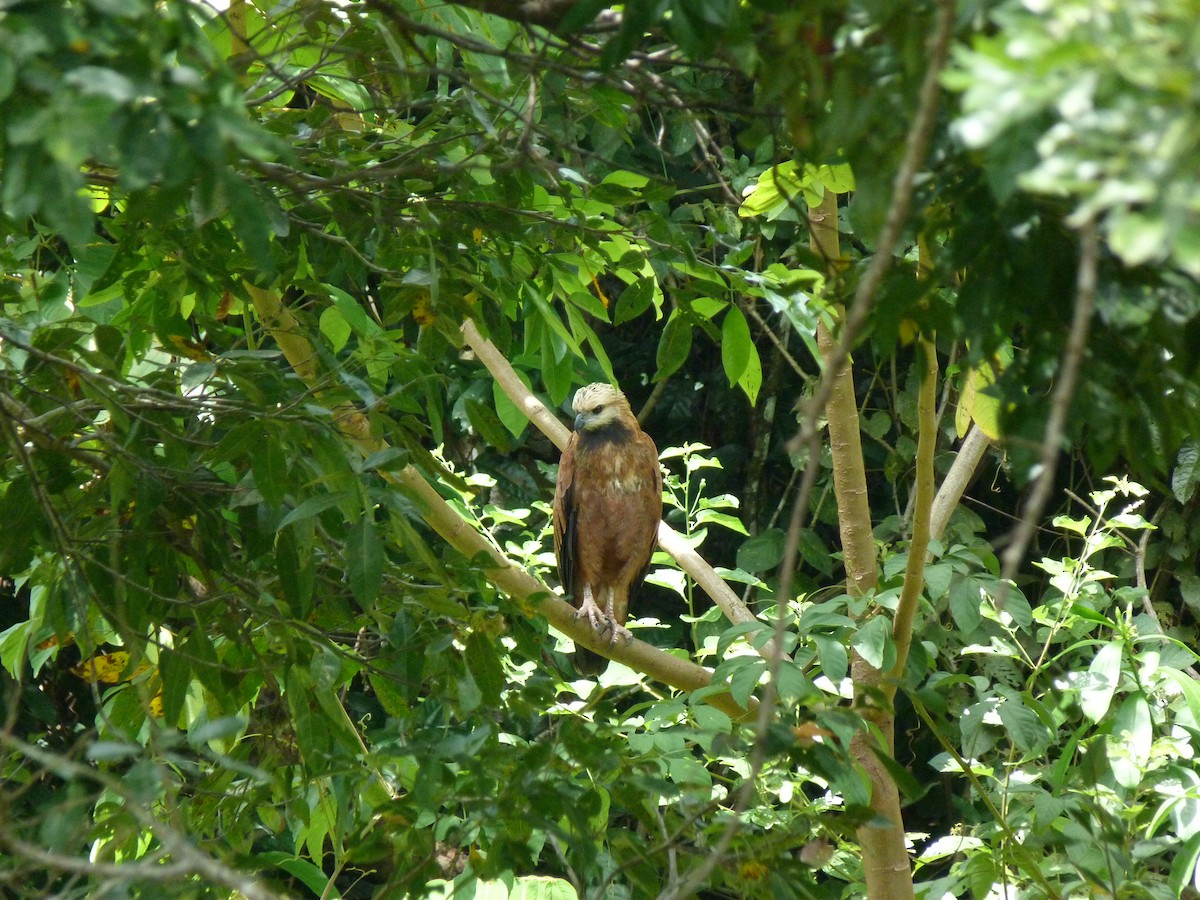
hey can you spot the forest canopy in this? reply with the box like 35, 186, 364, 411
3, 1, 1200, 898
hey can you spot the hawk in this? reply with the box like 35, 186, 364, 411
553, 383, 662, 675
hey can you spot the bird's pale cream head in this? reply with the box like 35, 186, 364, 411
571, 383, 629, 432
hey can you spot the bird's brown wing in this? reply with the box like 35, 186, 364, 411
554, 433, 609, 674
552, 432, 579, 604
617, 429, 662, 622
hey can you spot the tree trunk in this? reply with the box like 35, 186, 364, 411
810, 192, 915, 900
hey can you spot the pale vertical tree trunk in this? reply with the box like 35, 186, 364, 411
809, 192, 915, 900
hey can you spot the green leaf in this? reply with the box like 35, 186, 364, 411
277, 492, 354, 531
1108, 210, 1167, 268
613, 277, 655, 325
738, 160, 802, 220
816, 163, 856, 194
465, 398, 515, 452
851, 616, 894, 671
493, 370, 532, 438
251, 433, 287, 509
1080, 640, 1124, 723
276, 526, 315, 616
737, 339, 762, 405
158, 647, 190, 726
1168, 833, 1200, 898
1173, 441, 1200, 504
320, 307, 352, 353
346, 512, 383, 608
0, 480, 43, 571
189, 716, 249, 746
726, 657, 766, 709
774, 661, 816, 702
310, 645, 343, 691
996, 696, 1051, 756
654, 309, 692, 381
63, 66, 137, 103
721, 305, 751, 385
464, 632, 505, 707
923, 564, 954, 601
956, 358, 1003, 440
736, 529, 784, 572
948, 577, 982, 633
255, 851, 340, 898
812, 635, 848, 683
322, 283, 381, 337
0, 622, 31, 679
601, 170, 649, 189
1109, 692, 1152, 789
720, 303, 768, 405
1162, 667, 1200, 723
693, 509, 749, 535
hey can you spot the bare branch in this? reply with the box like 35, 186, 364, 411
930, 424, 992, 542
998, 218, 1098, 590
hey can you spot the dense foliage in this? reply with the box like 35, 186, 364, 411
3, 1, 1200, 898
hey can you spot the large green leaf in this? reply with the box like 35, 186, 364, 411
346, 512, 384, 608
1080, 641, 1124, 724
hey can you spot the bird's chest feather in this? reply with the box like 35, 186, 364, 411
575, 442, 652, 496
565, 430, 660, 590
572, 448, 658, 552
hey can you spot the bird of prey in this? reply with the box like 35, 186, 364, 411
553, 383, 661, 675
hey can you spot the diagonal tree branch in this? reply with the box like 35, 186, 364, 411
244, 286, 751, 720
461, 319, 776, 653
930, 423, 991, 542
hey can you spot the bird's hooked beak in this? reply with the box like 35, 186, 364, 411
573, 411, 591, 432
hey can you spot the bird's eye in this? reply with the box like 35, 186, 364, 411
592, 405, 603, 414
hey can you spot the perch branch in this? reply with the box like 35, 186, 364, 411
461, 319, 768, 643
246, 288, 750, 719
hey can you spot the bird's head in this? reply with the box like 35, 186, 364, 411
571, 383, 630, 433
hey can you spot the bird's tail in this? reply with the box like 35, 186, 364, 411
573, 646, 608, 676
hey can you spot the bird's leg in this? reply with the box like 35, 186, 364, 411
574, 584, 609, 633
602, 586, 632, 646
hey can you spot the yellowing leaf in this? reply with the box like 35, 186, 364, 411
472, 227, 483, 245
149, 691, 164, 718
72, 651, 148, 684
412, 292, 436, 326
590, 274, 610, 309
167, 335, 211, 361
956, 347, 1011, 439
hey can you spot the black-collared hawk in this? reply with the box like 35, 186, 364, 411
553, 383, 661, 675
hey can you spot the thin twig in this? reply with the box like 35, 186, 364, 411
998, 219, 1098, 593
1132, 502, 1200, 677
0, 735, 290, 900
